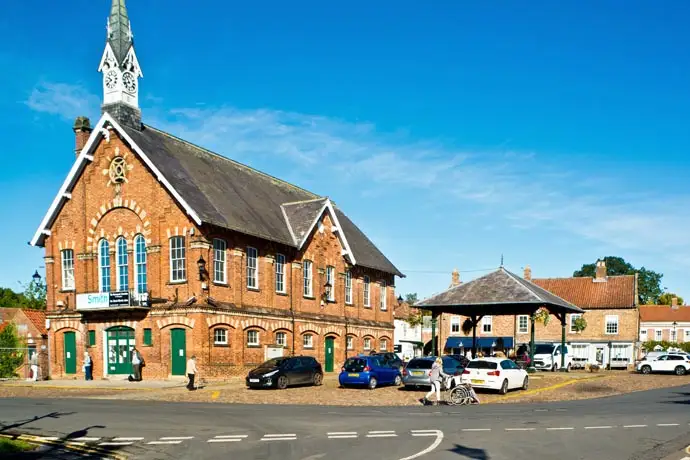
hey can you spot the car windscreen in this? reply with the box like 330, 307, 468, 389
343, 358, 367, 372
535, 344, 555, 355
407, 359, 433, 369
257, 358, 288, 369
442, 357, 462, 371
466, 360, 498, 370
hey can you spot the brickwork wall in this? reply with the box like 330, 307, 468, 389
515, 309, 639, 344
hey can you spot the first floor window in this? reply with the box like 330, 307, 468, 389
569, 314, 582, 333
345, 270, 352, 304
98, 239, 110, 292
380, 281, 387, 311
363, 276, 370, 307
346, 336, 354, 350
380, 338, 388, 351
170, 236, 186, 282
326, 266, 335, 301
605, 315, 619, 335
213, 239, 227, 284
134, 235, 147, 294
275, 331, 287, 347
303, 334, 314, 349
303, 260, 313, 297
451, 317, 460, 333
518, 315, 529, 334
61, 249, 75, 290
247, 330, 259, 346
655, 329, 662, 341
246, 246, 258, 289
116, 237, 129, 291
363, 337, 372, 350
482, 316, 492, 333
275, 254, 286, 293
214, 328, 228, 345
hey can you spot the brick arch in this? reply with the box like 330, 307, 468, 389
322, 325, 342, 337
297, 322, 322, 334
270, 321, 293, 332
86, 198, 152, 251
206, 315, 240, 329
157, 317, 195, 330
102, 320, 138, 330
52, 320, 85, 333
378, 335, 392, 342
301, 329, 319, 336
240, 318, 269, 331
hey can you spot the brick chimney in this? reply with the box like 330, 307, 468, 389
73, 116, 92, 157
594, 259, 607, 282
450, 268, 461, 288
523, 265, 532, 281
672, 297, 679, 309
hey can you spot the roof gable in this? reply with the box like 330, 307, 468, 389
532, 275, 636, 309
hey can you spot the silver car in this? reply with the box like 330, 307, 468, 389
402, 356, 464, 389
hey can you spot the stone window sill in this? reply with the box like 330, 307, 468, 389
167, 280, 187, 286
247, 344, 261, 348
303, 296, 315, 300
213, 281, 229, 287
59, 289, 75, 293
247, 287, 260, 292
214, 343, 229, 348
276, 291, 288, 297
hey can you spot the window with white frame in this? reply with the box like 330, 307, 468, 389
451, 317, 460, 334
214, 328, 228, 345
326, 266, 335, 301
303, 260, 313, 297
655, 329, 662, 341
671, 329, 677, 342
345, 270, 352, 305
518, 315, 529, 334
98, 240, 110, 292
275, 254, 286, 293
246, 246, 258, 289
363, 276, 370, 307
346, 335, 354, 350
247, 330, 259, 346
684, 329, 690, 341
303, 333, 314, 349
380, 281, 387, 311
605, 315, 619, 335
639, 329, 647, 340
380, 338, 388, 351
134, 235, 147, 294
213, 239, 226, 284
363, 337, 371, 350
61, 249, 75, 291
482, 316, 492, 333
275, 331, 287, 347
116, 237, 129, 291
569, 314, 582, 333
169, 236, 186, 282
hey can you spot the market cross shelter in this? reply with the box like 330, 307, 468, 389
30, 0, 403, 380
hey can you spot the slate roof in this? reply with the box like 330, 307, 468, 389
532, 275, 636, 309
122, 124, 403, 277
640, 305, 690, 323
416, 268, 582, 315
107, 0, 132, 65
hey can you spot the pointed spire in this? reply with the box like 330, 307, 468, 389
107, 0, 133, 65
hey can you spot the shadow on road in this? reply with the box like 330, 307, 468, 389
449, 443, 490, 459
0, 412, 76, 433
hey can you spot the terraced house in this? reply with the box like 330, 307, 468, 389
30, 1, 403, 380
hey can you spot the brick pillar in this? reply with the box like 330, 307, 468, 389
73, 116, 92, 157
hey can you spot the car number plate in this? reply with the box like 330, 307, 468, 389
249, 378, 260, 383
412, 371, 424, 376
348, 373, 360, 377
471, 379, 485, 384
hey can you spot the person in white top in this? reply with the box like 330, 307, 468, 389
186, 355, 198, 391
131, 347, 144, 381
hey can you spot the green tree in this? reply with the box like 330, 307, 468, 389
0, 288, 27, 309
20, 279, 47, 310
0, 324, 26, 378
573, 256, 663, 305
657, 292, 684, 306
403, 293, 430, 327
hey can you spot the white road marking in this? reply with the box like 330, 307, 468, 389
368, 431, 395, 434
213, 435, 248, 439
534, 409, 548, 412
147, 441, 182, 445
70, 437, 100, 442
328, 432, 358, 436
208, 438, 244, 443
328, 435, 358, 439
367, 433, 397, 438
99, 442, 134, 446
398, 430, 444, 460
505, 428, 536, 431
38, 437, 60, 441
159, 436, 194, 440
462, 428, 491, 432
113, 437, 144, 441
657, 423, 679, 427
261, 437, 297, 441
264, 434, 297, 437
585, 426, 613, 430
623, 425, 647, 428
411, 430, 441, 437
546, 427, 574, 431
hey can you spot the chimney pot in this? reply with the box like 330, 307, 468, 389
672, 297, 678, 308
594, 259, 607, 281
450, 268, 461, 288
523, 265, 532, 281
73, 116, 92, 157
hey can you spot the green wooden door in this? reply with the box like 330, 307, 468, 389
63, 331, 77, 374
170, 328, 186, 376
106, 327, 135, 375
324, 336, 335, 372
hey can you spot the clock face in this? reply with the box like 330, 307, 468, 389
104, 70, 119, 90
122, 71, 137, 94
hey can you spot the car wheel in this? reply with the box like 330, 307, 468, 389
640, 365, 652, 375
313, 373, 323, 386
521, 376, 529, 391
675, 366, 687, 376
368, 377, 378, 390
394, 375, 402, 386
276, 375, 288, 389
552, 364, 557, 372
566, 363, 571, 373
499, 379, 509, 395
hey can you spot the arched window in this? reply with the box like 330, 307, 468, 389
247, 330, 260, 347
214, 328, 228, 345
346, 335, 354, 350
116, 237, 129, 291
380, 338, 388, 351
303, 333, 314, 349
98, 239, 111, 293
275, 331, 287, 347
134, 235, 147, 294
363, 337, 372, 351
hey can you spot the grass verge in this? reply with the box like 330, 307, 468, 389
0, 437, 36, 453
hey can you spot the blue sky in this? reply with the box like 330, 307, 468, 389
1, 1, 689, 301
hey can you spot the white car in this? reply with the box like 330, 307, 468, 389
637, 354, 690, 376
461, 357, 529, 394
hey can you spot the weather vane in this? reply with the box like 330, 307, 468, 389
500, 254, 504, 267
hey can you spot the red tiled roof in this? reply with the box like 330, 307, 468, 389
21, 310, 47, 335
532, 275, 636, 309
640, 305, 690, 322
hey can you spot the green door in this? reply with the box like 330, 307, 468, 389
106, 326, 135, 375
63, 331, 77, 374
171, 328, 186, 376
324, 336, 335, 372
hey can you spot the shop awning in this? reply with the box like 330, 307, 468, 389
445, 336, 514, 349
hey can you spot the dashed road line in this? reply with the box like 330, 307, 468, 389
367, 431, 397, 438
411, 430, 441, 437
462, 428, 491, 432
207, 435, 248, 443
147, 441, 182, 445
328, 431, 358, 439
505, 428, 536, 431
71, 437, 101, 442
585, 426, 614, 430
657, 423, 680, 427
113, 437, 144, 441
624, 425, 647, 428
261, 434, 297, 441
546, 427, 574, 431
99, 441, 134, 446
160, 436, 194, 440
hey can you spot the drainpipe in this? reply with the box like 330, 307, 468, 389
290, 258, 296, 356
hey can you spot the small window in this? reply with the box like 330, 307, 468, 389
363, 276, 370, 307
303, 260, 313, 297
569, 314, 582, 333
685, 329, 690, 341
275, 254, 286, 293
246, 247, 258, 289
213, 239, 227, 284
275, 331, 287, 347
380, 338, 388, 351
655, 329, 662, 341
518, 315, 529, 334
169, 236, 186, 282
247, 330, 259, 347
61, 249, 75, 290
605, 315, 619, 335
380, 281, 387, 311
214, 328, 228, 345
639, 329, 647, 340
326, 266, 335, 301
143, 328, 152, 346
671, 329, 677, 343
363, 337, 372, 351
346, 336, 354, 350
88, 330, 96, 347
303, 333, 314, 349
450, 317, 460, 334
345, 270, 352, 305
482, 316, 492, 333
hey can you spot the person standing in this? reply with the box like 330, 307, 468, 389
30, 352, 39, 382
83, 351, 93, 381
186, 355, 198, 391
421, 357, 448, 406
131, 347, 144, 382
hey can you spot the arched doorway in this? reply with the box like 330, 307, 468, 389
106, 326, 135, 375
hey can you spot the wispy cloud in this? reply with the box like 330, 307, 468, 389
25, 82, 99, 120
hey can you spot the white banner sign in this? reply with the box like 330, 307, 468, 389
76, 293, 110, 310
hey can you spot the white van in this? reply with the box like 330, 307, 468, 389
533, 343, 573, 371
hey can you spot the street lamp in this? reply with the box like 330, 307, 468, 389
196, 257, 207, 281
672, 321, 677, 343
397, 295, 404, 305
32, 270, 41, 283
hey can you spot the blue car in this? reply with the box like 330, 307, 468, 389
339, 354, 403, 389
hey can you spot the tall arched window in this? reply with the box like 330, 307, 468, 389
116, 237, 129, 291
134, 234, 147, 294
98, 239, 111, 293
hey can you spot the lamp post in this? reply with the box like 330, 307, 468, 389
32, 270, 41, 283
672, 321, 677, 343
197, 257, 207, 281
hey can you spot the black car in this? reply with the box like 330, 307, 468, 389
448, 354, 470, 368
246, 356, 323, 389
370, 352, 403, 370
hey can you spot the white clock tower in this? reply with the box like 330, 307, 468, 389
98, 0, 143, 130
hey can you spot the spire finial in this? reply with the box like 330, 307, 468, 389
500, 254, 504, 267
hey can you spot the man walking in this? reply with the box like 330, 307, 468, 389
131, 347, 144, 382
83, 351, 93, 381
186, 355, 198, 391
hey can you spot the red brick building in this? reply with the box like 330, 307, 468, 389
639, 299, 690, 344
30, 1, 403, 380
0, 309, 48, 379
